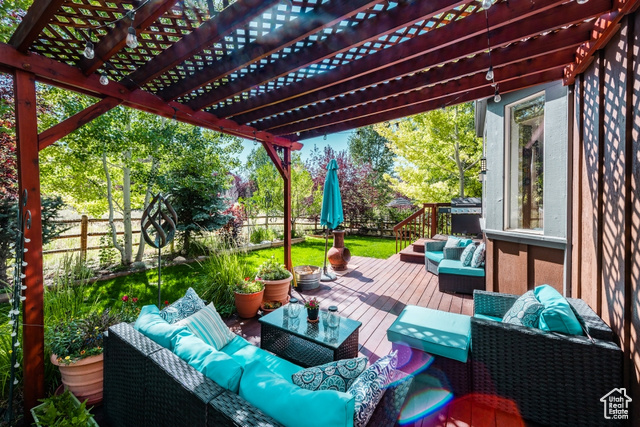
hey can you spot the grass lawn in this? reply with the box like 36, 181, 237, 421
86, 235, 397, 310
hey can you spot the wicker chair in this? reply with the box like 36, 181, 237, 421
104, 323, 413, 427
437, 245, 485, 294
471, 290, 624, 427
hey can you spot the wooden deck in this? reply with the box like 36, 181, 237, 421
226, 255, 532, 427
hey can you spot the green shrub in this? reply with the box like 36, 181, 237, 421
32, 389, 96, 426
249, 227, 275, 244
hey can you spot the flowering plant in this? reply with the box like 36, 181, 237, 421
46, 309, 121, 364
304, 297, 319, 310
119, 294, 140, 323
256, 257, 291, 281
234, 277, 265, 294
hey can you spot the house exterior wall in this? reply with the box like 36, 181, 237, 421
571, 14, 639, 419
482, 81, 568, 293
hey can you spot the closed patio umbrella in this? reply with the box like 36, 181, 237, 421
320, 159, 344, 281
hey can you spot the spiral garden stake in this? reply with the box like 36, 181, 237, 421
4, 190, 31, 423
141, 193, 177, 308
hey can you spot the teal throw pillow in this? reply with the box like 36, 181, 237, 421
534, 285, 583, 335
134, 305, 187, 349
502, 291, 544, 328
347, 351, 397, 427
159, 287, 206, 324
240, 361, 355, 427
175, 303, 236, 350
172, 332, 243, 392
470, 242, 486, 268
292, 357, 368, 392
444, 236, 461, 248
459, 244, 476, 266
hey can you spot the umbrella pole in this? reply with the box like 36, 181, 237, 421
321, 228, 336, 282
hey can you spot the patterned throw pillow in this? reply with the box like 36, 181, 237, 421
160, 287, 206, 324
502, 291, 544, 328
459, 244, 476, 266
175, 303, 236, 350
471, 242, 486, 268
444, 236, 461, 248
347, 351, 398, 427
292, 357, 368, 392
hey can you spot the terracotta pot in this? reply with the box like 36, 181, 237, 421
261, 274, 293, 302
327, 230, 351, 271
261, 295, 290, 314
234, 289, 264, 318
50, 353, 104, 406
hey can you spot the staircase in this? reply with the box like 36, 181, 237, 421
398, 238, 427, 264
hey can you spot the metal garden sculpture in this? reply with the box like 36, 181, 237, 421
141, 193, 177, 308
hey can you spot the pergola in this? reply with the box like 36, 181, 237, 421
1, 0, 636, 414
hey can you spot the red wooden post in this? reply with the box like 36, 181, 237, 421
14, 69, 45, 416
80, 215, 88, 261
283, 147, 292, 271
430, 203, 438, 238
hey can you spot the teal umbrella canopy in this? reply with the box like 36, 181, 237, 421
320, 159, 344, 230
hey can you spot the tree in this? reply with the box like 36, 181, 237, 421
348, 126, 395, 205
375, 102, 482, 203
307, 146, 379, 223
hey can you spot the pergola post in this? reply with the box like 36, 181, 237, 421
283, 147, 292, 271
13, 69, 45, 415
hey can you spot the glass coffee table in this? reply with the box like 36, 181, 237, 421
259, 306, 362, 368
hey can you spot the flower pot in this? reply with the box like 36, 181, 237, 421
234, 289, 264, 318
261, 273, 293, 302
307, 307, 319, 321
327, 230, 351, 271
31, 391, 99, 427
260, 295, 289, 314
50, 353, 104, 406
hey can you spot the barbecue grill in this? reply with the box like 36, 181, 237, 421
450, 197, 482, 236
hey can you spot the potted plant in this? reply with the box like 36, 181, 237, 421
260, 300, 284, 314
234, 278, 265, 318
305, 297, 320, 322
256, 256, 293, 302
31, 389, 98, 427
46, 308, 122, 405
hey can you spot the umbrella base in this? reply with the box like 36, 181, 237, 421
320, 268, 337, 282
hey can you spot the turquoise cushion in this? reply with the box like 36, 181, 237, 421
134, 305, 187, 349
386, 305, 471, 363
239, 361, 355, 427
534, 285, 583, 335
221, 335, 302, 380
473, 313, 502, 322
172, 332, 243, 392
458, 238, 473, 247
502, 291, 544, 328
438, 259, 485, 277
425, 251, 444, 263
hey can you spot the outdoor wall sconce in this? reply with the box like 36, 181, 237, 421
481, 157, 487, 174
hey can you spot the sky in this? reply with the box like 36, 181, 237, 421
237, 130, 355, 164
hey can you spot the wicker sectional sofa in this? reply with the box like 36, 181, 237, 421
104, 322, 413, 427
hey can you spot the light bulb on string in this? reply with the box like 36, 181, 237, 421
23, 248, 27, 253
21, 286, 27, 290
486, 66, 494, 81
22, 261, 27, 266
494, 87, 501, 103
100, 72, 109, 86
83, 40, 95, 60
24, 238, 30, 243
126, 26, 138, 49
14, 362, 19, 369
13, 379, 18, 385
576, 0, 588, 3
482, 0, 492, 9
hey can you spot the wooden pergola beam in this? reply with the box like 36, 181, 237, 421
258, 23, 591, 132
564, 0, 640, 84
273, 50, 574, 136
230, 0, 609, 124
38, 98, 122, 150
0, 43, 301, 150
8, 0, 65, 52
78, 0, 180, 76
123, 0, 280, 90
157, 0, 381, 102
294, 68, 564, 141
186, 0, 470, 111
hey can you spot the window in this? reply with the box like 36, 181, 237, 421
505, 93, 544, 232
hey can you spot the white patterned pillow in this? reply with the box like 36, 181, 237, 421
175, 303, 236, 350
502, 291, 544, 328
292, 357, 368, 392
459, 244, 476, 266
347, 351, 398, 427
159, 287, 206, 324
471, 242, 486, 268
444, 236, 461, 248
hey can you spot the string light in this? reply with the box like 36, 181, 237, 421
83, 40, 95, 60
576, 0, 589, 3
494, 87, 501, 103
100, 72, 109, 86
126, 12, 138, 49
486, 66, 494, 81
482, 0, 492, 9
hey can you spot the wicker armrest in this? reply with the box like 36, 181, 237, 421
425, 240, 446, 252
443, 246, 465, 259
368, 371, 414, 427
472, 290, 519, 317
567, 297, 615, 341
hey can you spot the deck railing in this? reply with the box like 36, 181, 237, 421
393, 203, 450, 253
